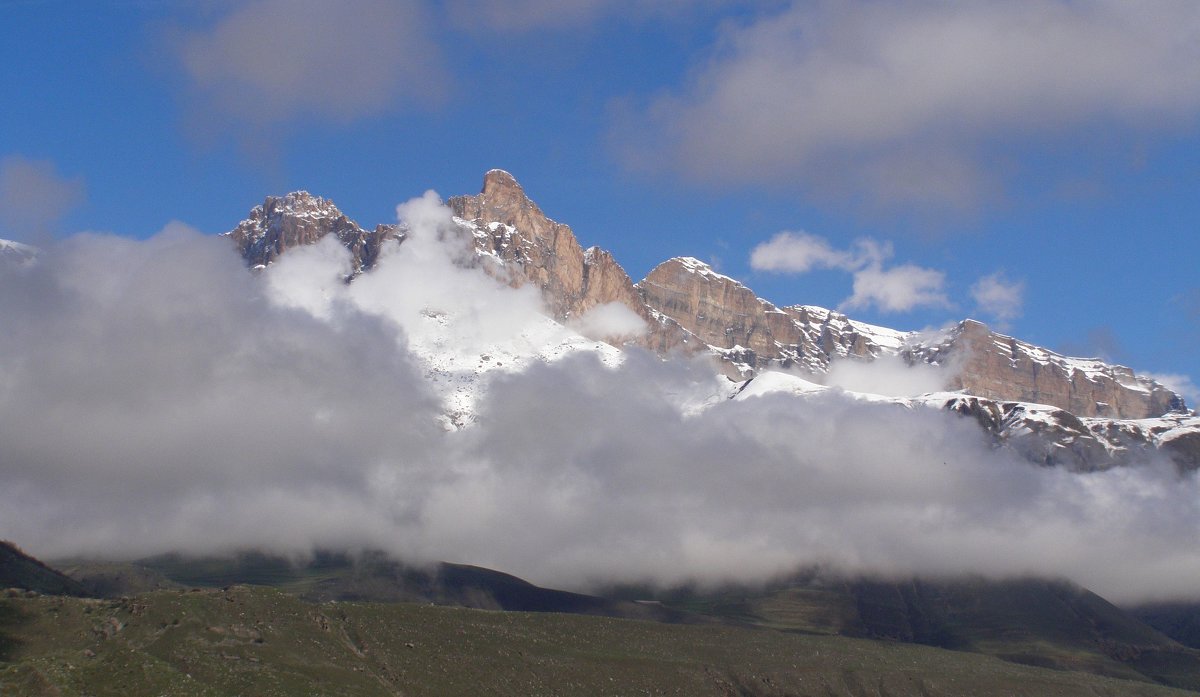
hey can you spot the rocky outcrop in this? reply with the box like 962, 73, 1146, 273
912, 320, 1182, 419
636, 256, 1183, 419
449, 170, 589, 319
225, 191, 402, 273
448, 170, 695, 352
938, 393, 1199, 471
221, 173, 1187, 421
636, 257, 911, 378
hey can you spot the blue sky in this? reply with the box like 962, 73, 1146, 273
2, 0, 1198, 400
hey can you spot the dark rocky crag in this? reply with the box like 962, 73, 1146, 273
225, 191, 402, 273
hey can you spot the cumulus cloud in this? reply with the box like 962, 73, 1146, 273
1, 194, 1199, 604
749, 230, 859, 273
0, 155, 84, 240
824, 354, 950, 397
175, 0, 445, 127
971, 271, 1024, 326
570, 301, 648, 341
625, 0, 1200, 211
751, 231, 947, 313
841, 263, 948, 313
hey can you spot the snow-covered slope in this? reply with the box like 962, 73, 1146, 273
0, 238, 37, 266
409, 307, 623, 430
734, 370, 1200, 472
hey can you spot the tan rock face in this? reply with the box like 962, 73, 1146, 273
636, 258, 908, 377
635, 258, 1182, 419
223, 173, 1186, 420
932, 320, 1181, 419
637, 257, 800, 369
448, 170, 586, 318
448, 171, 695, 353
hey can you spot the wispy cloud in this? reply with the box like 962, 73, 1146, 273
173, 0, 446, 129
0, 155, 84, 241
750, 231, 947, 313
622, 0, 1200, 212
971, 271, 1025, 327
443, 0, 752, 32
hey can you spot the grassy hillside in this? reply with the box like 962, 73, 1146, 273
2, 585, 1198, 697
51, 551, 1200, 691
81, 551, 690, 622
652, 575, 1200, 690
1135, 603, 1200, 650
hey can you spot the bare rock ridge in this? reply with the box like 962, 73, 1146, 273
937, 320, 1182, 419
939, 394, 1199, 471
447, 170, 695, 354
638, 256, 1181, 419
223, 171, 1186, 421
224, 191, 401, 273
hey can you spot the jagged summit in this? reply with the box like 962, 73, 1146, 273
658, 256, 744, 285
481, 168, 523, 196
222, 170, 1187, 422
225, 191, 402, 272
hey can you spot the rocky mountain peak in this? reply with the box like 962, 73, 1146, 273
480, 168, 525, 199
263, 190, 339, 215
930, 318, 1184, 419
222, 171, 1187, 421
226, 191, 401, 272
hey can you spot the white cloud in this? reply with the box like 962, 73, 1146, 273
842, 263, 948, 313
0, 155, 84, 239
971, 271, 1024, 325
627, 0, 1200, 210
176, 0, 445, 126
750, 230, 947, 313
570, 302, 648, 341
749, 230, 858, 273
824, 354, 950, 397
3, 195, 1200, 604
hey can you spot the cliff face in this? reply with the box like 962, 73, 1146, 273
636, 257, 910, 378
448, 170, 589, 319
222, 171, 1186, 421
448, 170, 695, 352
921, 320, 1182, 419
636, 256, 1181, 420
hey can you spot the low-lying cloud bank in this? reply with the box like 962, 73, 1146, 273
0, 196, 1197, 604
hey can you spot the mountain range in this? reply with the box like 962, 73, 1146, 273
224, 169, 1197, 472
4, 173, 1200, 693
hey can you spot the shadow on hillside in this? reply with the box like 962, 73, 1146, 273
0, 599, 29, 661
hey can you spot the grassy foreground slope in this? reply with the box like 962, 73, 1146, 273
657, 576, 1200, 689
2, 586, 1196, 697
